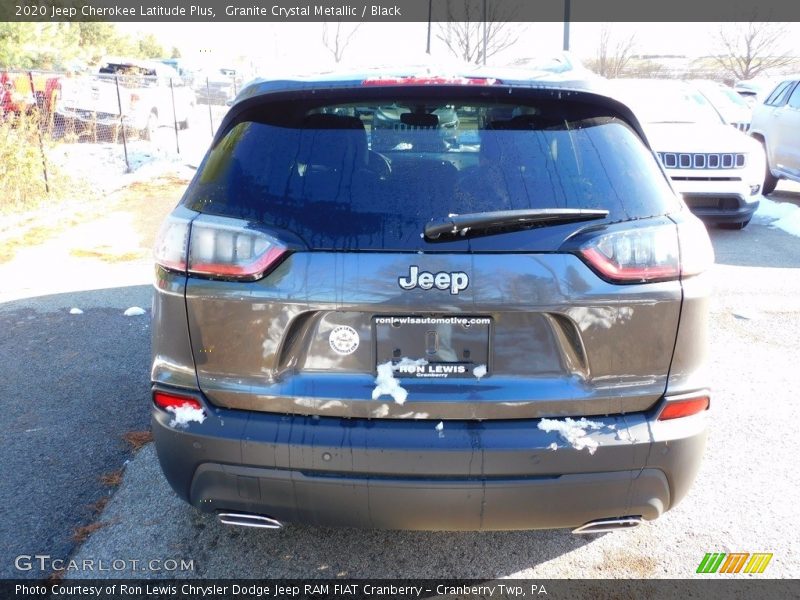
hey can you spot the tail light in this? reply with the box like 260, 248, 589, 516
153, 390, 202, 411
154, 214, 289, 281
658, 393, 710, 420
676, 216, 715, 277
578, 218, 713, 284
154, 214, 191, 272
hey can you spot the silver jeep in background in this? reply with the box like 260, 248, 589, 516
749, 76, 800, 194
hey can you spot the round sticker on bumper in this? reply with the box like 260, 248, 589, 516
329, 326, 360, 355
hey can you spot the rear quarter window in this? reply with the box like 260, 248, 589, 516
183, 94, 679, 251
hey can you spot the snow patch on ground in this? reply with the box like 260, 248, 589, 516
47, 141, 196, 198
473, 364, 487, 380
756, 198, 800, 237
372, 358, 428, 405
123, 306, 146, 316
166, 405, 206, 428
69, 308, 84, 314
538, 417, 605, 455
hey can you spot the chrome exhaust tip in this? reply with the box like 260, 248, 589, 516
217, 512, 283, 529
572, 516, 643, 535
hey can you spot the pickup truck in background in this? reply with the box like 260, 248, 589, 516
56, 58, 195, 139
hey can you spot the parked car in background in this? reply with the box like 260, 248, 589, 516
193, 67, 243, 105
151, 67, 713, 533
370, 103, 460, 152
749, 76, 800, 194
688, 79, 752, 132
56, 58, 195, 139
1, 71, 63, 124
159, 58, 198, 87
611, 79, 765, 229
734, 79, 774, 107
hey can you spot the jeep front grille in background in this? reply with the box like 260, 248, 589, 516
657, 152, 747, 169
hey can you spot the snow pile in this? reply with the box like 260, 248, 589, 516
372, 358, 428, 405
473, 364, 487, 380
123, 306, 146, 316
166, 405, 206, 428
69, 308, 84, 315
756, 198, 800, 238
538, 417, 605, 455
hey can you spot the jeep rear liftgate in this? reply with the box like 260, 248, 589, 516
184, 250, 682, 419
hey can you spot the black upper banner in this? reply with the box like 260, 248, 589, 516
2, 0, 800, 23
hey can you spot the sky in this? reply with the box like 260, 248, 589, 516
117, 21, 799, 75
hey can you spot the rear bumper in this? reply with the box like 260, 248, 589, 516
152, 387, 707, 531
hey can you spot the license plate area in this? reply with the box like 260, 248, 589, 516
374, 316, 491, 379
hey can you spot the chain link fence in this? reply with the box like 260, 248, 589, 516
1, 66, 242, 209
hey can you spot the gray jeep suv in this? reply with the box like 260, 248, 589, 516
151, 70, 713, 532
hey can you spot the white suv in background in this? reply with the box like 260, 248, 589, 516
611, 79, 765, 230
749, 77, 800, 195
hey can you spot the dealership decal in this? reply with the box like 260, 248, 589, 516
329, 326, 360, 355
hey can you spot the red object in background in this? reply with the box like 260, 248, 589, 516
1, 71, 62, 117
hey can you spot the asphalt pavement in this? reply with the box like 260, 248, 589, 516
2, 190, 799, 580
0, 285, 153, 579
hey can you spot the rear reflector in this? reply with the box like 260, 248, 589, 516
658, 395, 710, 420
362, 76, 498, 86
153, 391, 202, 411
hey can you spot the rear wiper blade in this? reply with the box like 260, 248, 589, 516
424, 208, 609, 241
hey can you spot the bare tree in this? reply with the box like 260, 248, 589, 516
712, 22, 794, 81
321, 21, 362, 64
436, 0, 519, 65
586, 25, 637, 78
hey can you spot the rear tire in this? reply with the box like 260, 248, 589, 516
761, 140, 779, 195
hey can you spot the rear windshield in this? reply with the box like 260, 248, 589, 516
183, 95, 679, 251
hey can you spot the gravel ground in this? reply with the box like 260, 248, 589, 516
58, 203, 800, 580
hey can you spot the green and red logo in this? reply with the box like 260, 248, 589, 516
697, 552, 773, 574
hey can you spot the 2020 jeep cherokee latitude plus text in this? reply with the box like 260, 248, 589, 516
150, 69, 713, 532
